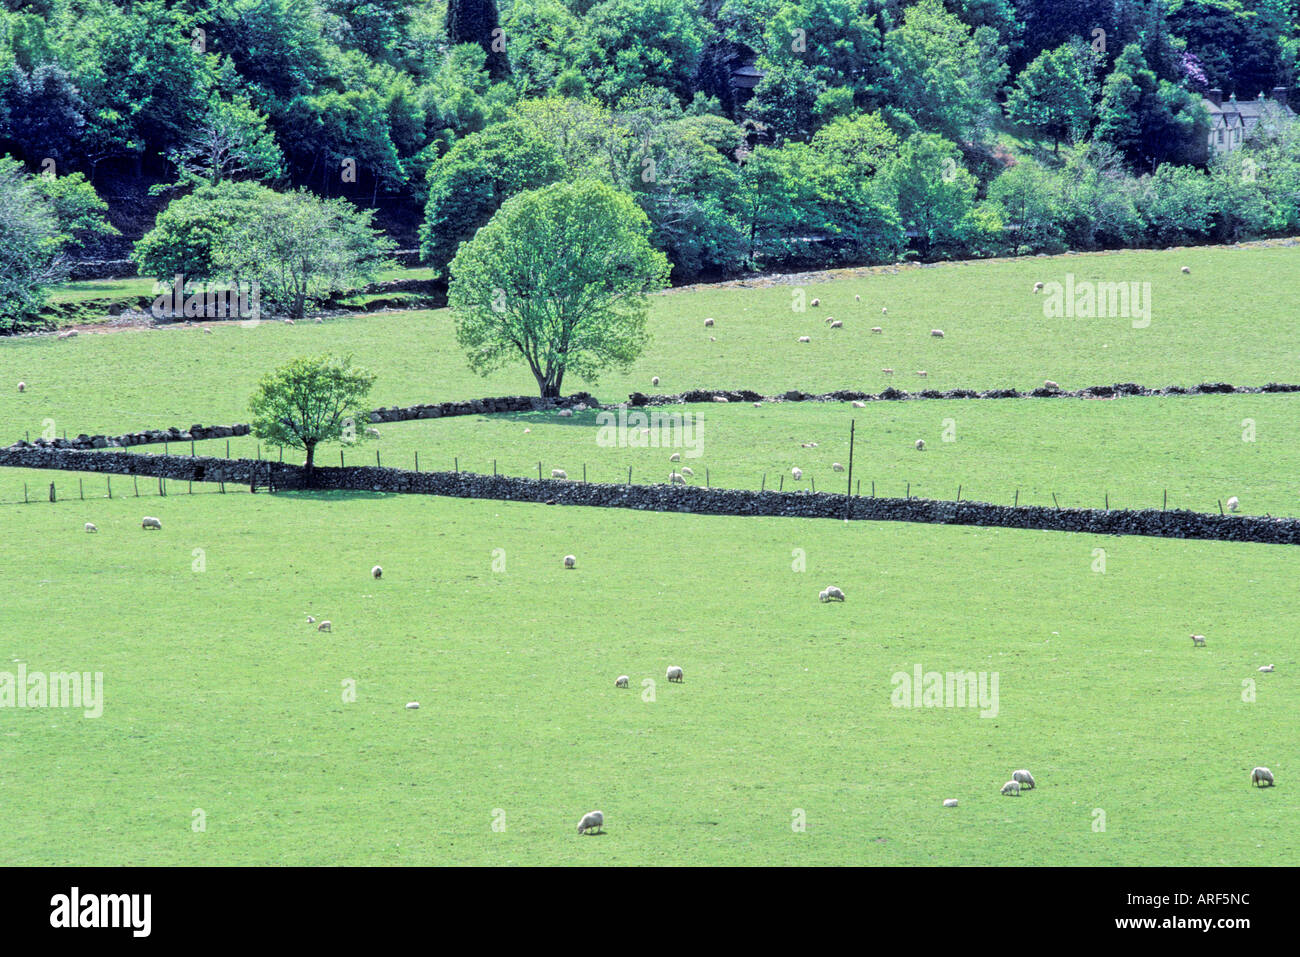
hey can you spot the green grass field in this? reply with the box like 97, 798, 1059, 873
2, 241, 1298, 865
1, 491, 1294, 865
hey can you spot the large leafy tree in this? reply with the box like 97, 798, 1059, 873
448, 0, 510, 81
883, 132, 980, 256
583, 0, 710, 104
1005, 39, 1101, 152
0, 155, 65, 330
448, 179, 670, 398
1094, 43, 1208, 169
249, 354, 377, 478
166, 95, 286, 186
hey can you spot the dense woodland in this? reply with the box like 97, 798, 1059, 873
2, 0, 1299, 327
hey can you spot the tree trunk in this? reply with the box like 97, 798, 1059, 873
304, 442, 316, 485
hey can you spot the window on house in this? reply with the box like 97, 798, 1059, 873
1218, 130, 1225, 143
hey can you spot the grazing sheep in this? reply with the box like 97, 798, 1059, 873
669, 452, 681, 463
852, 400, 866, 408
651, 376, 660, 386
615, 675, 629, 688
670, 472, 686, 485
882, 368, 894, 375
704, 317, 714, 327
1181, 265, 1191, 274
284, 318, 294, 325
709, 336, 716, 341
832, 463, 845, 472
371, 565, 382, 579
1033, 281, 1044, 293
855, 294, 861, 302
523, 428, 531, 434
1251, 767, 1274, 787
916, 370, 928, 377
871, 326, 883, 334
17, 382, 25, 392
881, 307, 887, 315
1001, 780, 1021, 796
1191, 633, 1207, 647
791, 467, 802, 480
564, 555, 576, 568
798, 336, 811, 343
551, 469, 567, 479
811, 298, 820, 307
829, 320, 842, 328
819, 585, 845, 602
666, 665, 684, 683
1044, 380, 1059, 390
1227, 496, 1240, 512
141, 516, 162, 530
306, 616, 316, 624
577, 810, 605, 834
365, 427, 381, 438
84, 522, 97, 533
1012, 769, 1036, 789
801, 442, 818, 448
1259, 664, 1274, 672
713, 395, 728, 403
557, 408, 573, 417
317, 620, 332, 632
930, 329, 944, 338
753, 402, 762, 407
943, 799, 958, 807
915, 439, 925, 451
680, 467, 693, 477
405, 702, 420, 710
57, 330, 77, 339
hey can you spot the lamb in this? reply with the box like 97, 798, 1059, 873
1033, 281, 1044, 293
203, 327, 213, 334
1181, 265, 1191, 274
615, 675, 629, 688
669, 452, 681, 463
1227, 496, 1239, 512
1000, 780, 1021, 796
871, 326, 883, 334
306, 616, 316, 624
1259, 664, 1274, 672
798, 336, 811, 343
829, 320, 842, 328
1251, 767, 1274, 787
915, 439, 925, 450
1043, 380, 1059, 390
651, 376, 660, 387
141, 516, 162, 530
666, 665, 684, 683
670, 472, 686, 485
819, 585, 845, 602
1191, 634, 1207, 647
371, 565, 383, 579
564, 555, 576, 568
832, 463, 845, 472
704, 317, 714, 327
930, 329, 944, 338
680, 467, 693, 477
317, 620, 332, 632
16, 382, 25, 392
577, 810, 605, 834
84, 522, 97, 533
1012, 769, 1036, 789
551, 469, 568, 479
791, 467, 802, 480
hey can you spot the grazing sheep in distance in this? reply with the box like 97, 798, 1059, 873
615, 675, 629, 688
1012, 769, 1036, 789
832, 463, 845, 472
1181, 265, 1191, 274
551, 469, 567, 479
916, 370, 928, 377
882, 368, 894, 375
317, 620, 332, 632
1259, 664, 1274, 672
753, 402, 762, 407
1033, 281, 1044, 293
365, 427, 381, 438
855, 294, 861, 302
1227, 496, 1239, 512
915, 439, 925, 451
713, 395, 728, 403
819, 585, 845, 602
651, 376, 659, 386
142, 516, 162, 530
557, 408, 573, 417
852, 400, 866, 408
680, 467, 693, 477
1044, 380, 1059, 390
829, 320, 842, 328
306, 616, 316, 624
704, 317, 714, 327
669, 452, 680, 463
57, 330, 77, 339
881, 307, 887, 315
405, 702, 419, 709
798, 336, 810, 343
811, 298, 820, 307
371, 565, 382, 579
1251, 767, 1274, 787
564, 555, 576, 568
791, 467, 802, 480
871, 326, 883, 334
930, 329, 944, 338
666, 666, 684, 683
523, 428, 531, 434
669, 472, 685, 485
709, 335, 716, 341
943, 799, 958, 807
84, 522, 97, 533
1001, 780, 1021, 796
577, 810, 605, 834
1191, 633, 1206, 647
801, 442, 818, 448
16, 382, 25, 392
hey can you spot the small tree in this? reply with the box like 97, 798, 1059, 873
0, 155, 66, 331
448, 179, 670, 398
1005, 40, 1099, 153
249, 355, 377, 480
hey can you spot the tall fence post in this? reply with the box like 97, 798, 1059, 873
845, 419, 856, 518
23, 482, 27, 503
79, 478, 84, 500
49, 482, 55, 503
107, 476, 112, 499
133, 476, 139, 497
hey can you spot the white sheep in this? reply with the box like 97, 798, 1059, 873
406, 702, 419, 709
1251, 767, 1274, 787
577, 810, 605, 834
523, 428, 531, 434
84, 522, 97, 533
551, 468, 568, 479
1012, 769, 1036, 789
1181, 265, 1191, 274
1259, 664, 1274, 672
1033, 281, 1044, 293
284, 318, 294, 325
564, 555, 576, 568
203, 327, 213, 334
306, 616, 316, 624
16, 382, 25, 392
670, 472, 686, 485
881, 307, 887, 315
829, 320, 842, 328
820, 585, 845, 602
666, 665, 684, 683
871, 326, 883, 334
882, 368, 894, 375
557, 408, 573, 417
798, 336, 810, 343
811, 298, 820, 307
930, 329, 944, 338
1001, 780, 1021, 796
855, 294, 861, 302
680, 467, 693, 477
1043, 380, 1059, 390
651, 376, 660, 387
916, 370, 928, 378
852, 400, 866, 408
1191, 633, 1206, 647
942, 799, 958, 807
713, 396, 729, 403
1227, 496, 1239, 512
753, 402, 762, 408
801, 442, 818, 448
915, 439, 925, 451
791, 467, 802, 480
371, 565, 383, 579
141, 516, 162, 530
365, 427, 381, 438
318, 620, 332, 632
615, 675, 629, 688
832, 463, 845, 472
709, 336, 716, 341
704, 317, 714, 327
669, 452, 681, 463
57, 329, 77, 339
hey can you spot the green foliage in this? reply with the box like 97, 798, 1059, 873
883, 132, 980, 256
0, 154, 63, 330
30, 168, 119, 258
447, 0, 510, 81
1138, 162, 1216, 244
583, 0, 710, 104
134, 181, 280, 284
418, 119, 567, 277
166, 94, 285, 186
987, 160, 1065, 252
248, 353, 377, 472
501, 0, 594, 96
448, 179, 670, 397
1095, 44, 1209, 169
1005, 40, 1100, 151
